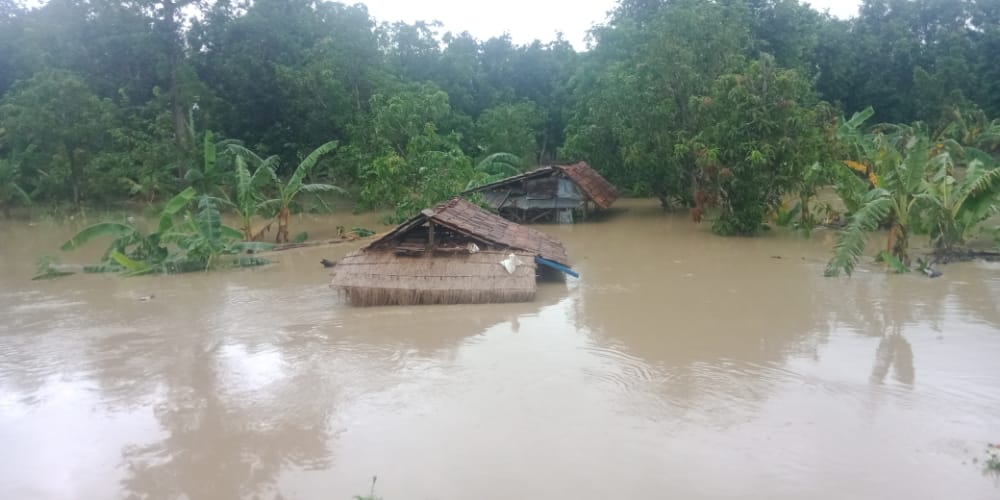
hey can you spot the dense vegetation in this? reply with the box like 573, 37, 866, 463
3, 0, 1000, 274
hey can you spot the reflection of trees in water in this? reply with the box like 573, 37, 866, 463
836, 275, 923, 388
571, 212, 1000, 415
120, 342, 332, 499
568, 220, 837, 415
829, 263, 1000, 388
870, 333, 914, 385
116, 287, 565, 499
2, 238, 571, 498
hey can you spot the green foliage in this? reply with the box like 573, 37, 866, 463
358, 86, 475, 222
60, 188, 270, 276
0, 69, 115, 205
693, 56, 834, 235
32, 255, 74, 280
917, 156, 1000, 251
227, 149, 278, 240
184, 130, 239, 195
825, 188, 893, 277
877, 251, 911, 274
465, 152, 523, 190
774, 202, 803, 228
986, 445, 1000, 472
826, 116, 1000, 276
3, 0, 1000, 244
0, 153, 31, 215
473, 101, 544, 162
562, 0, 752, 203
353, 476, 381, 500
228, 140, 342, 242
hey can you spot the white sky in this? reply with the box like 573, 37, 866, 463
359, 0, 862, 50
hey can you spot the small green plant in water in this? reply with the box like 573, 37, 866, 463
353, 476, 381, 500
31, 255, 74, 280
60, 188, 273, 276
877, 251, 910, 274
985, 444, 1000, 472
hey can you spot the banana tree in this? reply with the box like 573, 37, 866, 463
184, 130, 240, 196
226, 145, 279, 241
464, 152, 523, 190
161, 196, 273, 271
918, 155, 1000, 252
266, 141, 343, 243
61, 187, 197, 273
825, 135, 936, 276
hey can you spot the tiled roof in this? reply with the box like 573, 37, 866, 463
463, 162, 618, 209
369, 198, 570, 265
555, 162, 619, 209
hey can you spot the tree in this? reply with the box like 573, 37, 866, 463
265, 141, 343, 243
562, 0, 752, 205
465, 152, 523, 189
184, 130, 240, 196
825, 133, 947, 276
690, 56, 835, 235
358, 85, 476, 221
473, 102, 543, 163
0, 154, 31, 217
917, 154, 1000, 252
227, 146, 279, 241
0, 70, 115, 205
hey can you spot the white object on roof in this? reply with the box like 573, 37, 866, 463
500, 253, 521, 274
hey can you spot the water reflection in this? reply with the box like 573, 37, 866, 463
1, 202, 999, 499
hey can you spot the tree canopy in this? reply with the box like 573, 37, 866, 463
1, 0, 999, 233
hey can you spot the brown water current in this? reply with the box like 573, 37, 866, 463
1, 199, 999, 499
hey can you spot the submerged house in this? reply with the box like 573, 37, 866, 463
462, 161, 618, 223
330, 198, 574, 306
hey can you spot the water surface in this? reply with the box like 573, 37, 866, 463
1, 199, 998, 499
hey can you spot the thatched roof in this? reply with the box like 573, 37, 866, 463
463, 161, 618, 209
330, 198, 573, 306
331, 250, 537, 306
370, 197, 569, 265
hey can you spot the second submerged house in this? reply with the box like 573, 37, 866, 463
330, 198, 574, 306
463, 161, 618, 223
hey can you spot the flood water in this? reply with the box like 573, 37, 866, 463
1, 199, 999, 499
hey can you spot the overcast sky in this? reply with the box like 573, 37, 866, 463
360, 0, 862, 49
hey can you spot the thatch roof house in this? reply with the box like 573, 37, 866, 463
463, 161, 618, 223
330, 198, 573, 306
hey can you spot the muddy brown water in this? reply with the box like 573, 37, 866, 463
1, 199, 999, 499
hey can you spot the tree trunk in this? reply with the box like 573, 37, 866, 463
161, 0, 190, 154
69, 150, 81, 207
171, 85, 189, 150
276, 207, 291, 243
890, 222, 909, 266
